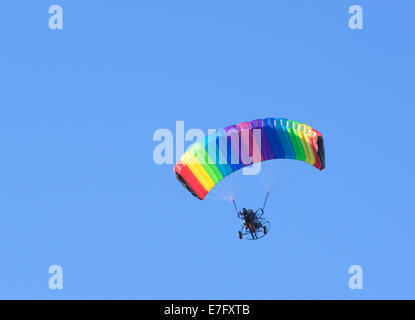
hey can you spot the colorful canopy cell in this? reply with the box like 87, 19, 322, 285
174, 117, 325, 200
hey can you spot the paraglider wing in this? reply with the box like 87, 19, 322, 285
174, 117, 325, 200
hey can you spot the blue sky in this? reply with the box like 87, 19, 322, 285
1, 1, 414, 299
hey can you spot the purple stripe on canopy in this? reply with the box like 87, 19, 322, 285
224, 125, 250, 167
251, 119, 274, 161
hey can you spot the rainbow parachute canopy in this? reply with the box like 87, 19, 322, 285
174, 118, 325, 200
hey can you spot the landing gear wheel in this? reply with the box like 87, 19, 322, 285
238, 231, 243, 239
263, 226, 268, 235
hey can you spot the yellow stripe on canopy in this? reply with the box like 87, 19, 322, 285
298, 124, 315, 166
181, 151, 215, 191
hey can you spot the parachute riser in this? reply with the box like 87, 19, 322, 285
262, 192, 270, 212
232, 199, 240, 217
